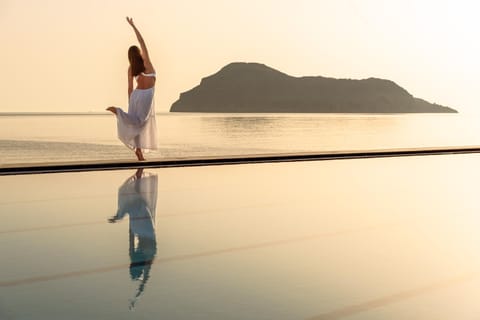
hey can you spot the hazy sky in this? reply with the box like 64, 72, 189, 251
1, 0, 479, 113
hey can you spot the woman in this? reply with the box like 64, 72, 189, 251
108, 168, 158, 309
107, 17, 157, 161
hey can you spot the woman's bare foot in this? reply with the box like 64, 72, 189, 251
135, 148, 145, 161
106, 107, 117, 115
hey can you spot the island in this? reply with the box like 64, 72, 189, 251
170, 62, 457, 113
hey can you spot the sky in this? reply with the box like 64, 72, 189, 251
1, 0, 479, 113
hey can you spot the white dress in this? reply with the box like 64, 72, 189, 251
112, 170, 158, 309
115, 73, 158, 151
113, 171, 158, 239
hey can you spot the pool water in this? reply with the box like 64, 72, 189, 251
2, 154, 480, 319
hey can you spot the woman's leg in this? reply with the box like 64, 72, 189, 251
135, 148, 145, 161
133, 135, 145, 161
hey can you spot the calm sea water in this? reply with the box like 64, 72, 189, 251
1, 113, 480, 164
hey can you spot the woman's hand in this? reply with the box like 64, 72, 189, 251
126, 17, 135, 28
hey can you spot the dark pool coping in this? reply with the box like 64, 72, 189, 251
2, 146, 480, 176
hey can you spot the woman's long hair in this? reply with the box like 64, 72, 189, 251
128, 45, 145, 77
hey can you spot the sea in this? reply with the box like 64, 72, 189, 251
1, 112, 480, 165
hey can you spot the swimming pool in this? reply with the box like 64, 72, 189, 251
2, 154, 480, 319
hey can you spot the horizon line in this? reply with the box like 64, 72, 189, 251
0, 111, 172, 116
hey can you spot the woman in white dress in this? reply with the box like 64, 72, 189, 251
107, 17, 157, 161
108, 168, 158, 309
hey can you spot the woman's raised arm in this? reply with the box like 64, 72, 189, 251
126, 17, 154, 71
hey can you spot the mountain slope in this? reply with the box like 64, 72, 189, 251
170, 63, 457, 113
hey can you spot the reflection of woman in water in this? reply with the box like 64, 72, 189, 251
108, 168, 158, 309
107, 17, 158, 161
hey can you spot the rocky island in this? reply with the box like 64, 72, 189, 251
170, 62, 457, 113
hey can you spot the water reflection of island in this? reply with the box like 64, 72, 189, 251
108, 168, 158, 310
